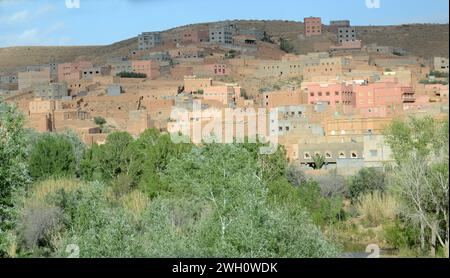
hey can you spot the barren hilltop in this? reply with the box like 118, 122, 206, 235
0, 20, 448, 73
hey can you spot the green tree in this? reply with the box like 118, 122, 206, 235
0, 100, 30, 257
94, 116, 107, 131
348, 168, 387, 202
28, 133, 77, 180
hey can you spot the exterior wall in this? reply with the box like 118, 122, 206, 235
18, 68, 51, 90
304, 17, 322, 37
363, 134, 394, 168
238, 27, 264, 40
324, 117, 393, 136
337, 27, 357, 43
209, 25, 233, 44
58, 61, 93, 82
138, 32, 162, 50
181, 28, 209, 44
110, 60, 132, 75
302, 57, 351, 80
203, 85, 240, 106
184, 76, 213, 93
82, 66, 111, 80
34, 82, 68, 100
304, 82, 355, 106
204, 63, 229, 76
434, 57, 449, 73
131, 60, 161, 79
261, 90, 303, 108
353, 81, 415, 109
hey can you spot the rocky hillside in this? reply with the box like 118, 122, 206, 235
0, 20, 448, 73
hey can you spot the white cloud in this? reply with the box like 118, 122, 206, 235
0, 10, 30, 23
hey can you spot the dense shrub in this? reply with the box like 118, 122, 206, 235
348, 168, 386, 202
28, 133, 77, 180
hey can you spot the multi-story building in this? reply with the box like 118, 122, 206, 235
109, 60, 132, 75
353, 81, 415, 109
261, 90, 304, 108
58, 61, 93, 82
434, 57, 449, 73
138, 32, 162, 50
209, 25, 234, 44
82, 66, 111, 80
337, 27, 357, 43
18, 67, 51, 90
238, 27, 265, 40
34, 82, 69, 100
304, 81, 355, 106
131, 60, 161, 79
304, 17, 322, 37
181, 28, 209, 44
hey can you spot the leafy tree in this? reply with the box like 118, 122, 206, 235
81, 132, 136, 182
0, 100, 30, 257
28, 133, 77, 180
348, 168, 387, 202
384, 117, 448, 163
386, 117, 449, 256
94, 116, 107, 131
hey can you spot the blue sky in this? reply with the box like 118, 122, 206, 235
0, 0, 448, 47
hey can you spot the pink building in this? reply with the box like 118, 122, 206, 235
353, 81, 415, 109
58, 61, 93, 82
305, 82, 355, 106
181, 28, 209, 44
304, 17, 322, 37
131, 60, 160, 79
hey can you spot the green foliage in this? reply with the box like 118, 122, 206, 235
312, 154, 326, 170
116, 71, 147, 78
280, 38, 294, 53
28, 133, 77, 180
429, 70, 449, 78
384, 117, 448, 163
297, 181, 345, 226
81, 132, 135, 182
348, 168, 387, 202
0, 100, 30, 257
93, 116, 107, 131
384, 220, 420, 249
419, 79, 448, 85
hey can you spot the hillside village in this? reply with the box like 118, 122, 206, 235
0, 17, 449, 177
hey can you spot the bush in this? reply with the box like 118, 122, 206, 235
285, 165, 306, 187
19, 203, 63, 250
384, 220, 420, 249
348, 168, 386, 202
280, 38, 294, 53
28, 133, 77, 180
116, 72, 147, 78
355, 192, 398, 227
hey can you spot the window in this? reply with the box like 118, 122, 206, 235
325, 152, 332, 159
351, 152, 358, 158
304, 153, 311, 159
335, 91, 339, 96
339, 152, 346, 159
326, 92, 330, 96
